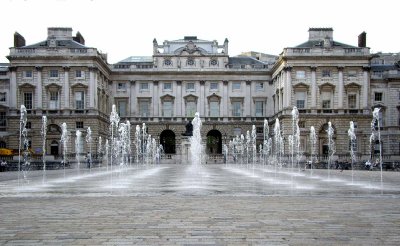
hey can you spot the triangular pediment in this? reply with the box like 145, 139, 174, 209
71, 82, 88, 88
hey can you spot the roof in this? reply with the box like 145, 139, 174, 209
295, 40, 357, 49
23, 39, 87, 49
228, 57, 267, 65
117, 56, 153, 63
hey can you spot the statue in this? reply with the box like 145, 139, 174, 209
182, 121, 193, 136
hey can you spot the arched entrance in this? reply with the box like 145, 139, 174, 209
319, 123, 336, 158
160, 130, 176, 154
206, 130, 222, 154
47, 124, 62, 157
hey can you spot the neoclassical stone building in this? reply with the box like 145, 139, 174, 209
2, 27, 399, 163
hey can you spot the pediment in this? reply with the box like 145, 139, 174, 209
207, 93, 221, 100
160, 94, 175, 100
45, 82, 62, 89
19, 82, 35, 88
344, 82, 361, 88
183, 94, 198, 100
319, 82, 335, 90
293, 82, 309, 89
71, 82, 88, 88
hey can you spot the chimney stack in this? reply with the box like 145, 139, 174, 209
73, 31, 85, 45
14, 32, 25, 47
358, 32, 366, 47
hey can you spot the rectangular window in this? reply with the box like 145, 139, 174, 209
353, 121, 358, 128
348, 94, 357, 109
49, 70, 58, 78
24, 70, 32, 78
139, 100, 150, 117
76, 121, 84, 129
49, 91, 59, 109
163, 101, 172, 117
75, 70, 84, 78
24, 92, 33, 109
296, 70, 305, 79
232, 82, 241, 90
374, 92, 383, 102
0, 92, 6, 102
140, 82, 149, 91
321, 91, 331, 109
75, 91, 84, 110
296, 91, 306, 109
322, 100, 331, 109
117, 82, 127, 91
255, 101, 264, 117
347, 70, 357, 77
232, 101, 242, 117
163, 82, 172, 91
186, 101, 196, 117
117, 100, 127, 117
349, 140, 358, 151
186, 83, 195, 92
255, 82, 264, 91
0, 112, 6, 127
210, 101, 219, 117
210, 82, 218, 91
26, 122, 32, 129
322, 70, 331, 77
373, 71, 383, 77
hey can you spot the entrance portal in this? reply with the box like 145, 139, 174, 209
160, 130, 176, 154
206, 130, 222, 154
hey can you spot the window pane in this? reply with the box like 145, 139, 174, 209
163, 101, 172, 117
296, 71, 305, 79
0, 92, 6, 102
232, 82, 241, 90
164, 83, 172, 90
186, 83, 195, 92
24, 92, 33, 109
255, 101, 263, 116
140, 100, 149, 117
210, 101, 219, 117
118, 101, 127, 117
75, 91, 84, 109
348, 94, 356, 108
186, 101, 196, 117
232, 102, 241, 116
210, 83, 218, 90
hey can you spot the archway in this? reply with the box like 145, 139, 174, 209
160, 130, 176, 154
319, 123, 336, 158
206, 130, 222, 154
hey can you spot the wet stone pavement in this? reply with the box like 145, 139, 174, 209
0, 164, 399, 245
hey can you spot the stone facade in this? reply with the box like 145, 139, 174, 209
1, 27, 399, 162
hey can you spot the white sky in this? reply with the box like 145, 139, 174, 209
1, 0, 399, 64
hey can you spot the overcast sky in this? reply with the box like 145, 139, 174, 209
1, 0, 398, 64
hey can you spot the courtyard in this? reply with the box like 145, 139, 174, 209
0, 164, 399, 245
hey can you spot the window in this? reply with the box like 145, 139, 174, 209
374, 92, 383, 102
0, 92, 6, 102
186, 100, 196, 117
163, 101, 173, 117
298, 121, 306, 128
210, 82, 218, 91
0, 112, 6, 127
140, 82, 149, 91
24, 92, 33, 109
232, 82, 241, 90
139, 99, 150, 117
26, 122, 32, 129
347, 70, 357, 77
75, 70, 84, 78
49, 70, 58, 78
76, 122, 84, 129
296, 91, 306, 109
255, 101, 264, 117
321, 91, 331, 109
296, 70, 305, 79
255, 82, 264, 91
353, 121, 358, 129
209, 101, 219, 117
186, 83, 195, 92
322, 100, 331, 109
24, 70, 32, 78
373, 71, 383, 77
349, 140, 358, 151
322, 70, 331, 77
163, 82, 172, 91
117, 100, 127, 117
256, 127, 263, 134
348, 94, 357, 109
117, 82, 127, 91
49, 91, 59, 109
75, 91, 84, 110
232, 101, 242, 117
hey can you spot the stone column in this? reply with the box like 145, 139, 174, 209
176, 81, 182, 117
222, 81, 228, 118
129, 80, 136, 116
310, 66, 317, 108
337, 66, 344, 109
153, 81, 159, 117
63, 66, 70, 110
36, 66, 43, 110
245, 80, 251, 117
89, 67, 97, 109
284, 66, 292, 108
200, 81, 205, 116
9, 67, 17, 111
362, 66, 370, 109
